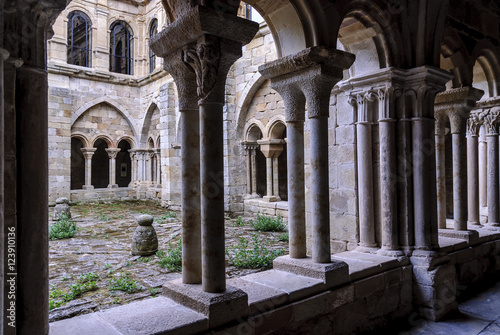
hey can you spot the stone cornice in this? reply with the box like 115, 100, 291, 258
338, 67, 407, 93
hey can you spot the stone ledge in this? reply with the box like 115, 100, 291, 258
332, 251, 408, 281
162, 279, 248, 328
272, 255, 350, 289
438, 229, 480, 245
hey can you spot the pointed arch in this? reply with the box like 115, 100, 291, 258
236, 73, 267, 138
72, 96, 140, 140
140, 100, 162, 146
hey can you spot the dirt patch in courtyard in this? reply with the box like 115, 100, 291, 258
49, 200, 288, 322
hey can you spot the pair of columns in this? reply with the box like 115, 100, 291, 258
259, 47, 355, 262
129, 149, 161, 186
150, 5, 259, 293
245, 139, 284, 201
80, 147, 121, 189
434, 87, 484, 230
483, 109, 500, 225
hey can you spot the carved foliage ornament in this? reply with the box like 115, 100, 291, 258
183, 36, 221, 99
483, 109, 500, 135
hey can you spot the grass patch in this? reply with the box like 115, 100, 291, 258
49, 272, 101, 310
109, 272, 144, 294
226, 235, 284, 268
232, 216, 246, 227
277, 232, 289, 242
156, 240, 182, 271
249, 214, 287, 232
49, 213, 78, 240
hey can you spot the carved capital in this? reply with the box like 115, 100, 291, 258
484, 109, 500, 135
434, 112, 447, 136
448, 110, 466, 134
105, 148, 121, 159
271, 81, 305, 122
81, 148, 97, 160
466, 117, 479, 138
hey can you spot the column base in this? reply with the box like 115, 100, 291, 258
262, 195, 277, 202
376, 247, 405, 257
438, 229, 480, 245
467, 221, 482, 227
272, 255, 350, 289
162, 279, 248, 328
82, 185, 94, 190
107, 184, 118, 188
354, 245, 379, 254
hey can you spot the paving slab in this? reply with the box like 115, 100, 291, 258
50, 313, 121, 335
459, 281, 500, 322
398, 313, 490, 335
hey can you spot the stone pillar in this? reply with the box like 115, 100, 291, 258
273, 155, 280, 200
258, 140, 284, 202
151, 3, 258, 296
479, 130, 487, 207
407, 67, 453, 250
242, 143, 253, 196
378, 87, 403, 256
161, 48, 201, 284
435, 113, 447, 229
145, 151, 153, 184
155, 148, 161, 187
251, 147, 258, 197
260, 47, 355, 262
128, 149, 138, 187
351, 93, 377, 250
80, 148, 96, 190
105, 148, 120, 188
467, 117, 480, 225
485, 111, 500, 226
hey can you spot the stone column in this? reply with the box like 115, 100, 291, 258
161, 48, 201, 284
378, 87, 403, 255
258, 140, 284, 202
467, 117, 480, 225
406, 67, 453, 250
242, 143, 252, 196
152, 5, 258, 294
435, 113, 447, 229
128, 149, 138, 187
260, 47, 355, 261
155, 148, 161, 187
251, 147, 258, 197
273, 155, 281, 200
351, 93, 377, 249
80, 148, 96, 190
105, 148, 120, 188
479, 130, 487, 207
485, 111, 500, 226
145, 151, 153, 184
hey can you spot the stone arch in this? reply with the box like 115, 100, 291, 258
91, 134, 114, 148
266, 116, 286, 139
71, 132, 90, 148
64, 3, 95, 27
116, 139, 132, 187
117, 135, 136, 149
244, 119, 265, 141
92, 138, 110, 188
70, 136, 86, 190
140, 101, 162, 146
72, 97, 140, 140
236, 73, 266, 137
471, 42, 500, 99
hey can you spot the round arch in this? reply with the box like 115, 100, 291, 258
91, 134, 114, 148
117, 135, 137, 149
244, 119, 265, 141
266, 116, 286, 140
70, 132, 90, 148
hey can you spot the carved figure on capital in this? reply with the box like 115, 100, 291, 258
483, 109, 500, 135
466, 115, 480, 138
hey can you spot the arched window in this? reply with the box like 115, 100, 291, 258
67, 11, 92, 67
110, 21, 133, 75
149, 19, 158, 73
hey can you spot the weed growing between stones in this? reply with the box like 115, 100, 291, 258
156, 240, 182, 271
277, 232, 289, 242
249, 214, 287, 232
49, 213, 78, 240
232, 215, 246, 227
149, 287, 161, 297
226, 234, 285, 268
49, 272, 101, 310
109, 272, 144, 293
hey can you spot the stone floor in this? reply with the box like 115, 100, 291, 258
48, 200, 288, 322
376, 274, 500, 335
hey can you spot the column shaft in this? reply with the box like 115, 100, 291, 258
467, 135, 480, 225
310, 117, 331, 263
452, 132, 467, 230
109, 158, 116, 187
16, 66, 49, 333
251, 149, 257, 197
273, 157, 280, 200
266, 157, 273, 197
245, 149, 252, 194
479, 138, 487, 207
156, 151, 161, 186
413, 117, 439, 249
435, 132, 446, 229
357, 122, 376, 247
200, 103, 225, 293
85, 155, 92, 188
287, 121, 306, 258
379, 119, 399, 251
181, 109, 201, 284
487, 134, 499, 225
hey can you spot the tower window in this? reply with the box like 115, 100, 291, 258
149, 19, 158, 73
